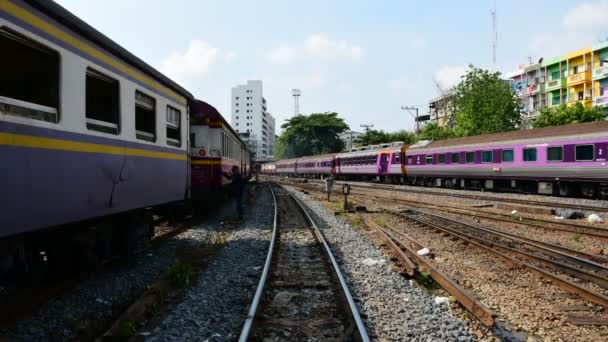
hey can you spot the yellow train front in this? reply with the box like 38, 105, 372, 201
189, 100, 250, 196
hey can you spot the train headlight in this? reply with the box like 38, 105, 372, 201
198, 149, 206, 157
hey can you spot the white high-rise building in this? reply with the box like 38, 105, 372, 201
231, 80, 275, 160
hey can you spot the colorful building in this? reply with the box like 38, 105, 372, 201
506, 43, 608, 127
543, 56, 567, 108
593, 41, 608, 109
564, 47, 593, 108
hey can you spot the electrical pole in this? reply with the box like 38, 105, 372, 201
401, 106, 420, 134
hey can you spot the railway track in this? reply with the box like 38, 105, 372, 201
293, 177, 608, 213
283, 180, 608, 239
391, 209, 608, 308
239, 184, 369, 341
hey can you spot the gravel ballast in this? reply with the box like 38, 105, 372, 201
147, 185, 273, 341
285, 185, 477, 341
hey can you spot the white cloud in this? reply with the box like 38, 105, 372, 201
158, 40, 235, 80
529, 1, 608, 56
434, 65, 468, 90
265, 33, 365, 64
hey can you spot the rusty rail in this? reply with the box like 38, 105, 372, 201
359, 214, 495, 327
393, 209, 608, 308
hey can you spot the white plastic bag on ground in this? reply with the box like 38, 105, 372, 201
435, 296, 450, 305
417, 248, 430, 256
511, 210, 518, 215
588, 214, 603, 223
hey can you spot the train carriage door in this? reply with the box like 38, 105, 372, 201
379, 153, 389, 174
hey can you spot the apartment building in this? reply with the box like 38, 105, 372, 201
231, 80, 275, 160
507, 43, 608, 127
424, 90, 455, 128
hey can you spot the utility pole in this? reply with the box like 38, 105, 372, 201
401, 106, 420, 134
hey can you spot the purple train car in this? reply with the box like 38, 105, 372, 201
401, 121, 608, 197
1, 0, 192, 280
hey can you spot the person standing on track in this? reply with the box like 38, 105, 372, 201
324, 174, 333, 201
224, 166, 245, 219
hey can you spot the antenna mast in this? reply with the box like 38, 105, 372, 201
491, 0, 497, 68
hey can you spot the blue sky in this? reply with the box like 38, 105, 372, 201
54, 0, 608, 132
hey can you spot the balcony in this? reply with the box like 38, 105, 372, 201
527, 83, 544, 95
567, 98, 593, 108
594, 95, 608, 107
593, 66, 608, 80
567, 71, 592, 86
545, 78, 567, 91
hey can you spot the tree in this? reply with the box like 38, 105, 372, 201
533, 103, 605, 128
355, 129, 417, 146
452, 65, 521, 136
275, 112, 349, 159
419, 122, 456, 141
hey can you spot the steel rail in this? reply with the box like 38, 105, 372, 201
359, 214, 496, 327
393, 209, 608, 308
289, 189, 370, 342
404, 210, 608, 289
238, 183, 278, 342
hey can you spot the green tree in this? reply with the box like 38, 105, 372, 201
533, 103, 605, 128
275, 112, 349, 159
355, 129, 418, 146
452, 65, 521, 136
419, 122, 456, 141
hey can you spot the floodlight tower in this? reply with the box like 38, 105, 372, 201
292, 89, 301, 115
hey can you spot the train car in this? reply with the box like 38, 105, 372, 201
261, 162, 276, 175
295, 153, 335, 178
402, 121, 608, 197
275, 158, 298, 176
0, 0, 193, 279
190, 100, 250, 195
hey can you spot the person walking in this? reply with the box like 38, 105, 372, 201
323, 174, 334, 201
224, 166, 245, 219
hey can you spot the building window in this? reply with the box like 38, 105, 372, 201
426, 155, 433, 164
166, 106, 180, 147
85, 68, 120, 134
465, 152, 475, 163
551, 71, 560, 80
547, 146, 563, 161
235, 97, 239, 100
438, 154, 446, 164
502, 149, 514, 162
236, 103, 239, 106
236, 116, 239, 119
236, 110, 239, 113
481, 151, 493, 163
135, 91, 156, 142
575, 144, 594, 161
0, 27, 60, 123
523, 148, 537, 162
451, 153, 459, 163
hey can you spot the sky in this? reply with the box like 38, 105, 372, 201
54, 0, 608, 133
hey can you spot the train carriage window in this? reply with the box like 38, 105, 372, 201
451, 153, 460, 163
575, 145, 594, 161
481, 151, 493, 163
465, 152, 475, 163
85, 69, 120, 134
0, 27, 59, 123
394, 154, 400, 163
438, 154, 446, 164
502, 149, 514, 162
523, 148, 537, 162
425, 155, 432, 164
407, 156, 413, 165
547, 146, 563, 162
135, 91, 156, 142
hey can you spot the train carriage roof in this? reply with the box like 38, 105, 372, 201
189, 100, 247, 148
416, 121, 608, 150
24, 0, 193, 100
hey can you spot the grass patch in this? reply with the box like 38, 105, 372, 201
164, 261, 195, 287
571, 232, 582, 242
374, 216, 387, 228
415, 271, 438, 290
115, 320, 136, 337
348, 215, 362, 226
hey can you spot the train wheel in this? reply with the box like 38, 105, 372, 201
580, 183, 597, 198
